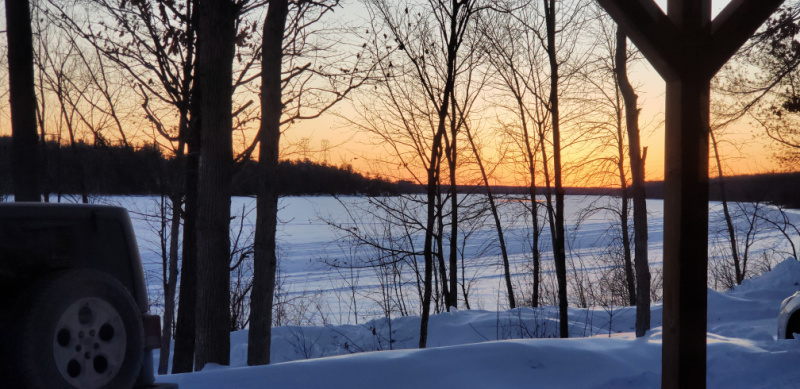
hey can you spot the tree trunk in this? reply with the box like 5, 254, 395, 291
710, 130, 741, 284
432, 257, 441, 313
620, 185, 635, 306
538, 125, 557, 263
194, 0, 237, 370
36, 75, 49, 203
614, 71, 636, 307
6, 0, 41, 202
516, 88, 540, 308
172, 0, 199, 373
447, 96, 459, 311
158, 191, 183, 374
615, 31, 650, 337
173, 143, 198, 372
528, 179, 541, 308
435, 187, 451, 310
544, 0, 568, 338
160, 82, 191, 373
248, 0, 289, 367
419, 0, 465, 348
465, 124, 515, 309
420, 80, 449, 347
172, 72, 201, 374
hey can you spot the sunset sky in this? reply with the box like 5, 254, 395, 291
0, 0, 790, 188
280, 0, 784, 187
284, 60, 780, 187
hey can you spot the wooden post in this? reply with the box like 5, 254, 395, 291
595, 0, 785, 388
663, 3, 712, 386
662, 74, 711, 388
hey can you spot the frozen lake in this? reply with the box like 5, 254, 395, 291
101, 194, 799, 326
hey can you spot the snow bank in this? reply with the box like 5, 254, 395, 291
155, 258, 800, 388
732, 258, 800, 300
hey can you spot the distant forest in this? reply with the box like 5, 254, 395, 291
0, 137, 399, 197
1, 136, 797, 208
646, 174, 800, 209
484, 175, 800, 209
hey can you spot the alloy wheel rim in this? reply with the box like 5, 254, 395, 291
52, 297, 127, 389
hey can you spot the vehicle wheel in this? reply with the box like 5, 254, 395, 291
10, 269, 144, 389
787, 312, 800, 339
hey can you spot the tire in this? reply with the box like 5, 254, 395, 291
787, 312, 800, 339
9, 269, 144, 389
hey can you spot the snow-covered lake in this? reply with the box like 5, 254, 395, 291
102, 195, 800, 325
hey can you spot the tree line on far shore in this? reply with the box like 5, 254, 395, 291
0, 136, 399, 198
3, 135, 798, 208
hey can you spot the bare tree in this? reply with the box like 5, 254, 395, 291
714, 4, 800, 166
33, 27, 90, 203
248, 0, 375, 365
579, 17, 636, 307
194, 0, 242, 370
540, 0, 592, 339
230, 204, 255, 331
448, 47, 516, 308
6, 0, 41, 201
248, 0, 289, 367
356, 0, 486, 347
615, 31, 650, 337
484, 0, 587, 338
463, 117, 516, 308
757, 204, 799, 260
709, 128, 744, 285
478, 6, 549, 308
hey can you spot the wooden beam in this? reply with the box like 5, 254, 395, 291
595, 0, 679, 79
667, 0, 711, 31
708, 0, 785, 76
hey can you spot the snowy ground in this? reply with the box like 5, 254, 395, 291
154, 258, 800, 388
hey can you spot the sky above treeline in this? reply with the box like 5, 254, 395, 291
283, 0, 778, 186
0, 0, 788, 188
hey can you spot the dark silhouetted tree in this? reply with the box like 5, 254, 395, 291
6, 0, 41, 201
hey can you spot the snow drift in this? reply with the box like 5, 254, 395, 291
156, 258, 800, 388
